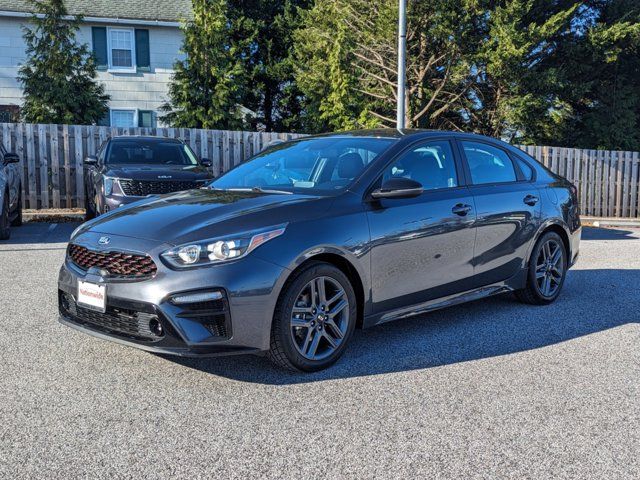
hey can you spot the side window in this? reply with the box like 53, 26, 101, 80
383, 140, 458, 191
514, 156, 534, 181
462, 141, 517, 184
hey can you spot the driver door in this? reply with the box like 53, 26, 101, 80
366, 139, 477, 314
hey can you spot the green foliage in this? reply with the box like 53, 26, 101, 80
163, 0, 309, 131
18, 0, 109, 125
161, 0, 247, 129
548, 0, 640, 150
164, 0, 640, 149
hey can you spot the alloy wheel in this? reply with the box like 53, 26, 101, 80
535, 239, 564, 297
290, 276, 350, 361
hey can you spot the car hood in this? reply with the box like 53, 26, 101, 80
81, 189, 326, 245
104, 164, 211, 180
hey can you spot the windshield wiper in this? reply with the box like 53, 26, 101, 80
219, 187, 293, 195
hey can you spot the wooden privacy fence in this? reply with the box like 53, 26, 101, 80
0, 123, 302, 210
518, 145, 640, 218
0, 122, 639, 218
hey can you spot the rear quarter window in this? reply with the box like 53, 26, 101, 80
514, 156, 534, 181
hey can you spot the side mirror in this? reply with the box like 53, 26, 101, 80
200, 158, 212, 168
3, 152, 19, 164
84, 155, 98, 165
370, 178, 424, 200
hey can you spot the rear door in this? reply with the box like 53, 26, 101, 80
367, 139, 477, 314
457, 139, 541, 287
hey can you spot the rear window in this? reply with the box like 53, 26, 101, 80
462, 141, 517, 184
106, 140, 198, 166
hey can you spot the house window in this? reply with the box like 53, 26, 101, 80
138, 110, 155, 128
110, 110, 137, 128
108, 28, 136, 71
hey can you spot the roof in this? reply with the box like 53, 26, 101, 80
0, 0, 193, 23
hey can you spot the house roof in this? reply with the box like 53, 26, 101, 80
0, 0, 193, 23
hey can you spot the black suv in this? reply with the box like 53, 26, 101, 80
0, 143, 22, 239
84, 136, 213, 219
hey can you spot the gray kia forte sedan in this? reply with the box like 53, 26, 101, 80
58, 130, 581, 371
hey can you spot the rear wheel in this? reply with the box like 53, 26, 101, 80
0, 193, 10, 240
268, 262, 356, 372
516, 231, 567, 305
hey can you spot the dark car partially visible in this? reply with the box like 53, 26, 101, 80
83, 136, 213, 219
0, 143, 22, 240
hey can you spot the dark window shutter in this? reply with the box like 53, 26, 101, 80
92, 27, 108, 69
135, 29, 150, 71
97, 112, 110, 127
138, 110, 154, 128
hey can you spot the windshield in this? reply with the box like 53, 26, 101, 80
106, 140, 199, 166
210, 137, 395, 194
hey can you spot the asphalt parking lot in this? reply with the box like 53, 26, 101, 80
1, 223, 638, 479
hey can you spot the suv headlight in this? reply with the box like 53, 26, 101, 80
161, 224, 287, 269
103, 177, 117, 196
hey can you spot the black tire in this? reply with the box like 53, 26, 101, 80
0, 193, 10, 240
516, 231, 567, 305
84, 189, 96, 220
10, 191, 22, 227
268, 262, 357, 372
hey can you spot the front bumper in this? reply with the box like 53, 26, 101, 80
101, 193, 146, 213
58, 231, 290, 356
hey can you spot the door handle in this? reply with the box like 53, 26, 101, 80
523, 194, 539, 206
452, 203, 472, 216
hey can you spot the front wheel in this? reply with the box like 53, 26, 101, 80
516, 231, 567, 305
268, 262, 357, 372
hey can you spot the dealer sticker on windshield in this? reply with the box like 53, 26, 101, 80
77, 281, 106, 313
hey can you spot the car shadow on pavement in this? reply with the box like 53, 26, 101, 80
0, 222, 79, 247
168, 267, 640, 385
581, 226, 637, 240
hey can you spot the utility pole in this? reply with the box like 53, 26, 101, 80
396, 0, 407, 129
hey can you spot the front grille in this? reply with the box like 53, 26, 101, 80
60, 292, 161, 341
119, 179, 199, 196
67, 244, 157, 279
175, 297, 231, 338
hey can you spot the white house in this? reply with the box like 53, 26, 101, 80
0, 0, 193, 127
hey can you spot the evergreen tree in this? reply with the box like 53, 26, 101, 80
459, 0, 579, 141
18, 0, 109, 124
229, 0, 311, 132
161, 0, 248, 129
163, 0, 309, 131
546, 0, 640, 150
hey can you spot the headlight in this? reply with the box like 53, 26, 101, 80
161, 224, 287, 268
103, 177, 117, 196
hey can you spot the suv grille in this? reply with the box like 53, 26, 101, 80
119, 179, 199, 196
68, 244, 157, 279
60, 292, 161, 341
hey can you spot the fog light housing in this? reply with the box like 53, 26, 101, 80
171, 290, 224, 305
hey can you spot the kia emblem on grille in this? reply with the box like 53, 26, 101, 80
158, 175, 173, 179
98, 236, 111, 245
